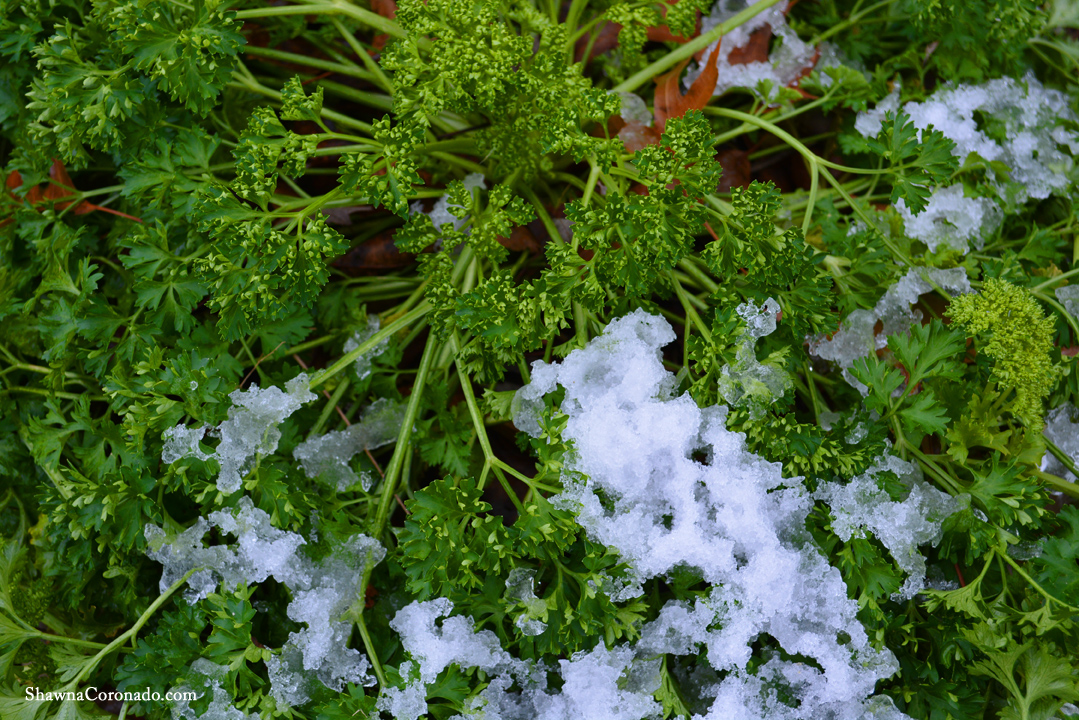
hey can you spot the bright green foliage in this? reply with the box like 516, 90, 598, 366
731, 408, 888, 480
903, 0, 1044, 81
279, 76, 325, 123
847, 320, 966, 445
2, 0, 1079, 717
1033, 506, 1079, 604
860, 111, 960, 215
965, 459, 1048, 529
398, 476, 517, 600
569, 111, 722, 297
969, 639, 1079, 720
115, 601, 206, 713
383, 0, 620, 177
703, 181, 835, 339
109, 0, 244, 114
192, 186, 348, 341
397, 180, 534, 263
312, 684, 379, 720
339, 116, 425, 217
398, 476, 645, 655
948, 279, 1059, 430
15, 0, 241, 169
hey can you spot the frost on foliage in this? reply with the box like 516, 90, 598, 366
856, 75, 1079, 253
1056, 285, 1079, 320
145, 498, 385, 707
898, 185, 1002, 254
613, 91, 653, 126
718, 298, 791, 416
144, 496, 307, 602
686, 0, 817, 101
412, 172, 487, 236
381, 599, 661, 720
162, 374, 316, 493
342, 314, 390, 380
1042, 403, 1079, 482
170, 659, 258, 720
808, 266, 971, 393
512, 309, 914, 719
378, 598, 520, 720
161, 424, 211, 464
815, 454, 966, 600
281, 533, 387, 700
506, 568, 548, 636
292, 398, 406, 491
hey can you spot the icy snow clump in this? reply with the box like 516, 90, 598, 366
687, 0, 817, 100
511, 309, 930, 719
170, 659, 259, 720
341, 314, 390, 380
1055, 284, 1079, 321
717, 298, 791, 416
1042, 402, 1079, 482
162, 374, 316, 494
808, 266, 971, 393
382, 599, 662, 720
856, 75, 1079, 253
815, 454, 966, 600
506, 568, 549, 636
293, 397, 406, 491
145, 497, 386, 707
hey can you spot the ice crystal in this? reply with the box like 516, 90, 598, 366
292, 398, 406, 491
162, 374, 316, 493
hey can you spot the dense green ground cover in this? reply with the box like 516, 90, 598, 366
2, 0, 1079, 718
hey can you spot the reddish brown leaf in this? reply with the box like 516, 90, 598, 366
727, 25, 771, 64
331, 231, 414, 274
43, 158, 82, 210
653, 41, 721, 131
647, 0, 702, 43
715, 149, 751, 192
497, 225, 541, 253
618, 122, 662, 152
575, 21, 622, 63
371, 0, 396, 18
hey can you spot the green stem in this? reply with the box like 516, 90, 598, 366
331, 18, 394, 92
67, 569, 198, 688
243, 45, 376, 81
354, 609, 388, 688
310, 304, 430, 390
308, 374, 351, 439
807, 0, 899, 46
581, 158, 602, 207
371, 335, 437, 536
1044, 436, 1079, 479
1031, 469, 1079, 500
1032, 290, 1079, 339
228, 74, 373, 134
234, 1, 405, 38
669, 271, 711, 342
318, 79, 394, 112
997, 549, 1079, 611
901, 440, 962, 496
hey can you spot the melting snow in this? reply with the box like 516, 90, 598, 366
855, 74, 1079, 253
808, 266, 971, 393
162, 374, 316, 494
506, 309, 954, 719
